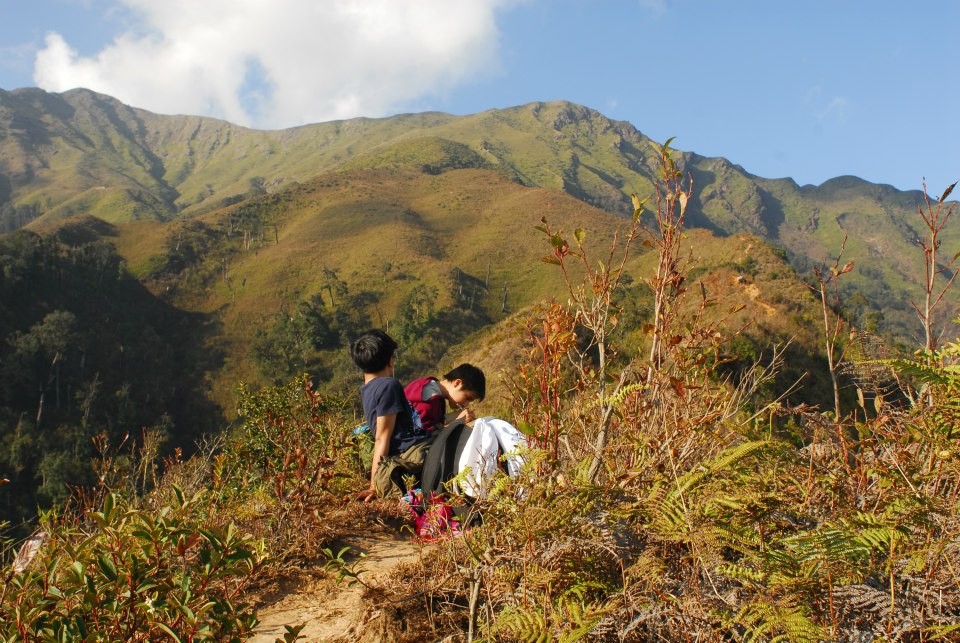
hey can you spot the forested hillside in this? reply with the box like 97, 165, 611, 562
0, 221, 223, 526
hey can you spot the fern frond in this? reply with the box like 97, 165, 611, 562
557, 622, 597, 643
832, 582, 892, 624
648, 494, 691, 536
880, 358, 951, 387
589, 382, 647, 411
855, 526, 906, 551
928, 622, 960, 640
842, 331, 898, 395
716, 562, 767, 584
700, 523, 761, 555
733, 600, 827, 643
494, 605, 551, 643
555, 590, 608, 642
672, 440, 774, 498
784, 527, 871, 567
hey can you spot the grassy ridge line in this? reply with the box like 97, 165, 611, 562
5, 89, 654, 225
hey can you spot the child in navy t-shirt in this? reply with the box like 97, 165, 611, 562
350, 329, 430, 501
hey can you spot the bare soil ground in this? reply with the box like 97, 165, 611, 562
247, 527, 430, 643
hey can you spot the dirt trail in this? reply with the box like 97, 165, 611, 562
248, 532, 424, 643
744, 283, 776, 316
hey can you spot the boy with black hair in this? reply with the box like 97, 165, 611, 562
350, 329, 430, 502
405, 363, 486, 433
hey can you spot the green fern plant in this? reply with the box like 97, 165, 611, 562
492, 605, 551, 642
729, 599, 828, 643
641, 440, 776, 539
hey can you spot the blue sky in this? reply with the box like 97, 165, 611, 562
0, 0, 957, 194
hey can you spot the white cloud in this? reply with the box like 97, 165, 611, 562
33, 0, 515, 129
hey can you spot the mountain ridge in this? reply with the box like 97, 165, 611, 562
1, 87, 934, 221
2, 86, 956, 348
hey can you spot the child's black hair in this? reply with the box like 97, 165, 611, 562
444, 363, 486, 401
351, 329, 397, 373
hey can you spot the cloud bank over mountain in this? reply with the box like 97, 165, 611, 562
33, 0, 513, 129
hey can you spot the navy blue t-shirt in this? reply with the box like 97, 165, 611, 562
360, 376, 429, 455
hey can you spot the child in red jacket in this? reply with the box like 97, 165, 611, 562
405, 364, 486, 433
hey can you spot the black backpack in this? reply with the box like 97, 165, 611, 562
420, 419, 485, 523
420, 419, 472, 501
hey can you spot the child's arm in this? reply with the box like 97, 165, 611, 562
358, 412, 396, 502
455, 406, 476, 424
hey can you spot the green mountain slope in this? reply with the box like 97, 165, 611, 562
2, 87, 956, 354
95, 146, 828, 410
0, 88, 179, 224
0, 89, 655, 225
